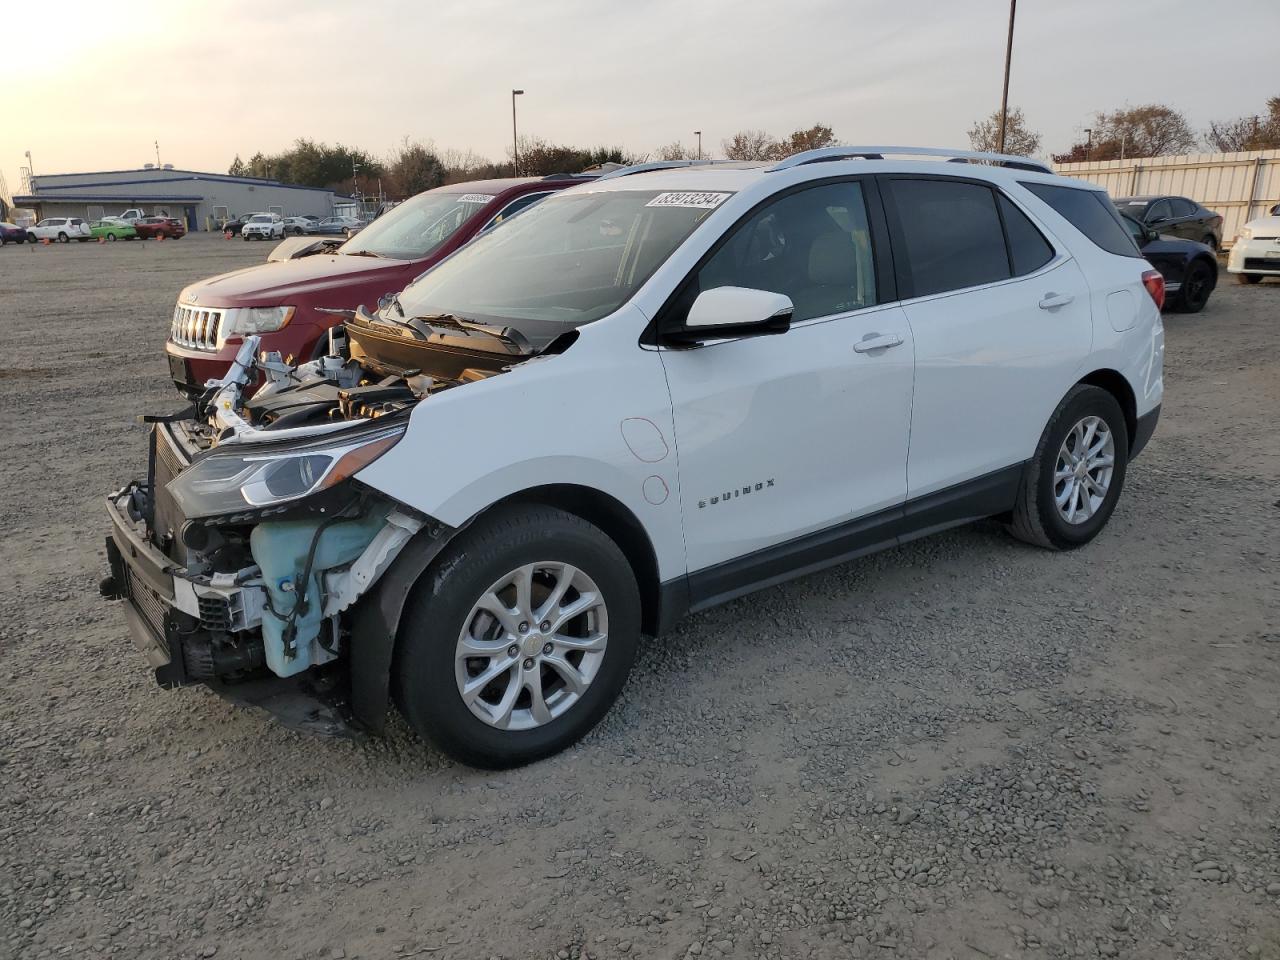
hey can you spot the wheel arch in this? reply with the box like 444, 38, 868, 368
348, 483, 676, 734
1076, 368, 1136, 446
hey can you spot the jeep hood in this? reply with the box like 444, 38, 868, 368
180, 254, 417, 308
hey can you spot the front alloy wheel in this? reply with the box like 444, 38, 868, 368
455, 562, 608, 731
395, 505, 640, 768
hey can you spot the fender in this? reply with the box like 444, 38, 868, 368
347, 515, 461, 731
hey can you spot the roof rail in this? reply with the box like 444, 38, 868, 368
593, 159, 730, 181
767, 146, 1053, 175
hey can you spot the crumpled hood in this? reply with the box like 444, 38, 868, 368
179, 254, 417, 308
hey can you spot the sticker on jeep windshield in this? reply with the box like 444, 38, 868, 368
454, 194, 494, 204
646, 192, 731, 209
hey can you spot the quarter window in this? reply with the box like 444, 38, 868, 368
997, 194, 1054, 276
1021, 182, 1142, 258
1170, 198, 1197, 218
685, 181, 877, 323
884, 179, 1010, 298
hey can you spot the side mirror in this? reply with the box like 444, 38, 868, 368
668, 286, 793, 344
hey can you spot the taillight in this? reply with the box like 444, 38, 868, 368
1141, 269, 1165, 311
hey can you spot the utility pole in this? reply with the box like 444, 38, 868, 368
996, 0, 1017, 153
155, 140, 161, 167
1084, 128, 1092, 162
695, 131, 702, 160
512, 89, 524, 175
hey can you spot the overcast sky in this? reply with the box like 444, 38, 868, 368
4, 0, 1277, 196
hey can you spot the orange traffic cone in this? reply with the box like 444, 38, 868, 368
98, 237, 106, 244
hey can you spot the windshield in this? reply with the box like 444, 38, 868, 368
249, 215, 272, 223
394, 189, 728, 337
341, 190, 497, 260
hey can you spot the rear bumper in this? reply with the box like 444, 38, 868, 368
1130, 404, 1160, 460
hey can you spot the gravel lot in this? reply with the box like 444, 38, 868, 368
1, 234, 1278, 960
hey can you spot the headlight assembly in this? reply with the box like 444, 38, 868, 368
1237, 227, 1253, 242
218, 305, 295, 345
166, 425, 404, 518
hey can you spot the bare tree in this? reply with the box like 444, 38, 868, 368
722, 130, 780, 161
655, 141, 697, 161
968, 107, 1041, 157
1204, 97, 1280, 152
1053, 104, 1197, 163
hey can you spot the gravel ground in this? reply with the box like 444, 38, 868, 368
1, 234, 1278, 960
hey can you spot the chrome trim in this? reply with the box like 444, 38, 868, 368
170, 301, 225, 351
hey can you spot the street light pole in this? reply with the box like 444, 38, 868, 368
694, 131, 702, 160
512, 89, 524, 175
996, 0, 1017, 153
1084, 128, 1092, 162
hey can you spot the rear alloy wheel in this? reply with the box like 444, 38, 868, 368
1236, 272, 1263, 285
1176, 260, 1214, 313
1008, 385, 1129, 550
395, 505, 640, 768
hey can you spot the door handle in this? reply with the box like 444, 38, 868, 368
853, 333, 904, 353
1038, 292, 1074, 310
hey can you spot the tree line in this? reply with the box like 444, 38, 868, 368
226, 99, 1280, 198
969, 96, 1280, 161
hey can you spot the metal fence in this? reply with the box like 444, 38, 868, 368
1053, 149, 1280, 247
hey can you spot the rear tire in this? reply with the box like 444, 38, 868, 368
394, 505, 640, 769
1236, 272, 1263, 284
1007, 385, 1129, 551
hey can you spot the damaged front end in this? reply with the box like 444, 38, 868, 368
102, 308, 536, 733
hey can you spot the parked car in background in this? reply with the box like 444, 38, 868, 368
241, 214, 285, 241
221, 212, 268, 235
1227, 211, 1280, 283
27, 217, 92, 242
165, 175, 590, 396
0, 222, 28, 244
281, 216, 313, 236
1113, 195, 1223, 250
135, 216, 186, 240
310, 215, 365, 238
114, 149, 1165, 768
113, 208, 148, 223
1120, 213, 1218, 312
89, 220, 138, 241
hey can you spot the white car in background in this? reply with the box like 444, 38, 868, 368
105, 147, 1165, 769
1228, 212, 1280, 283
281, 216, 313, 236
28, 217, 93, 242
241, 214, 285, 241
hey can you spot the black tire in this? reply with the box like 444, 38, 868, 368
242, 235, 250, 241
1201, 234, 1217, 251
1236, 272, 1263, 285
394, 505, 641, 769
1175, 260, 1214, 313
27, 233, 36, 243
57, 232, 68, 243
1007, 384, 1129, 551
107, 233, 116, 241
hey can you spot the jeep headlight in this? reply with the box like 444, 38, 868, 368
220, 305, 295, 344
166, 425, 404, 518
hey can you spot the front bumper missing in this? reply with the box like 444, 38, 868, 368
102, 489, 359, 736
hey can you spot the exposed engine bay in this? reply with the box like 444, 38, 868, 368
102, 307, 552, 732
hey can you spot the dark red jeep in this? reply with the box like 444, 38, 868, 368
165, 175, 591, 396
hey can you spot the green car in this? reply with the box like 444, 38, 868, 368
90, 220, 138, 241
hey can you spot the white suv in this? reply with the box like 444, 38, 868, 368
241, 214, 284, 241
28, 217, 92, 242
104, 147, 1164, 768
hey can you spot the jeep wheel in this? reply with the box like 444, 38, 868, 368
395, 505, 640, 768
1008, 385, 1129, 550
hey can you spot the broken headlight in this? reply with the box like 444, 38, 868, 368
166, 425, 404, 518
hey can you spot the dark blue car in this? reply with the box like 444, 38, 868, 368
0, 222, 28, 245
1120, 213, 1218, 314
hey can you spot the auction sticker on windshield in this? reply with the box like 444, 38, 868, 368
454, 194, 494, 204
645, 192, 731, 209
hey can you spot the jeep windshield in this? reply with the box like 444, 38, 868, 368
340, 191, 497, 261
392, 189, 729, 337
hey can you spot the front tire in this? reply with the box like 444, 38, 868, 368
395, 505, 640, 769
1236, 272, 1263, 285
57, 232, 68, 243
1007, 385, 1129, 550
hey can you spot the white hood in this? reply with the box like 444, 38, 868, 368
1243, 215, 1280, 234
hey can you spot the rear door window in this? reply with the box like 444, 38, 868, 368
997, 194, 1054, 276
882, 178, 1010, 298
1171, 198, 1197, 218
1021, 182, 1142, 259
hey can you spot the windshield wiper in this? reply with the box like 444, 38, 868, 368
343, 250, 385, 258
354, 304, 426, 340
410, 313, 533, 353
